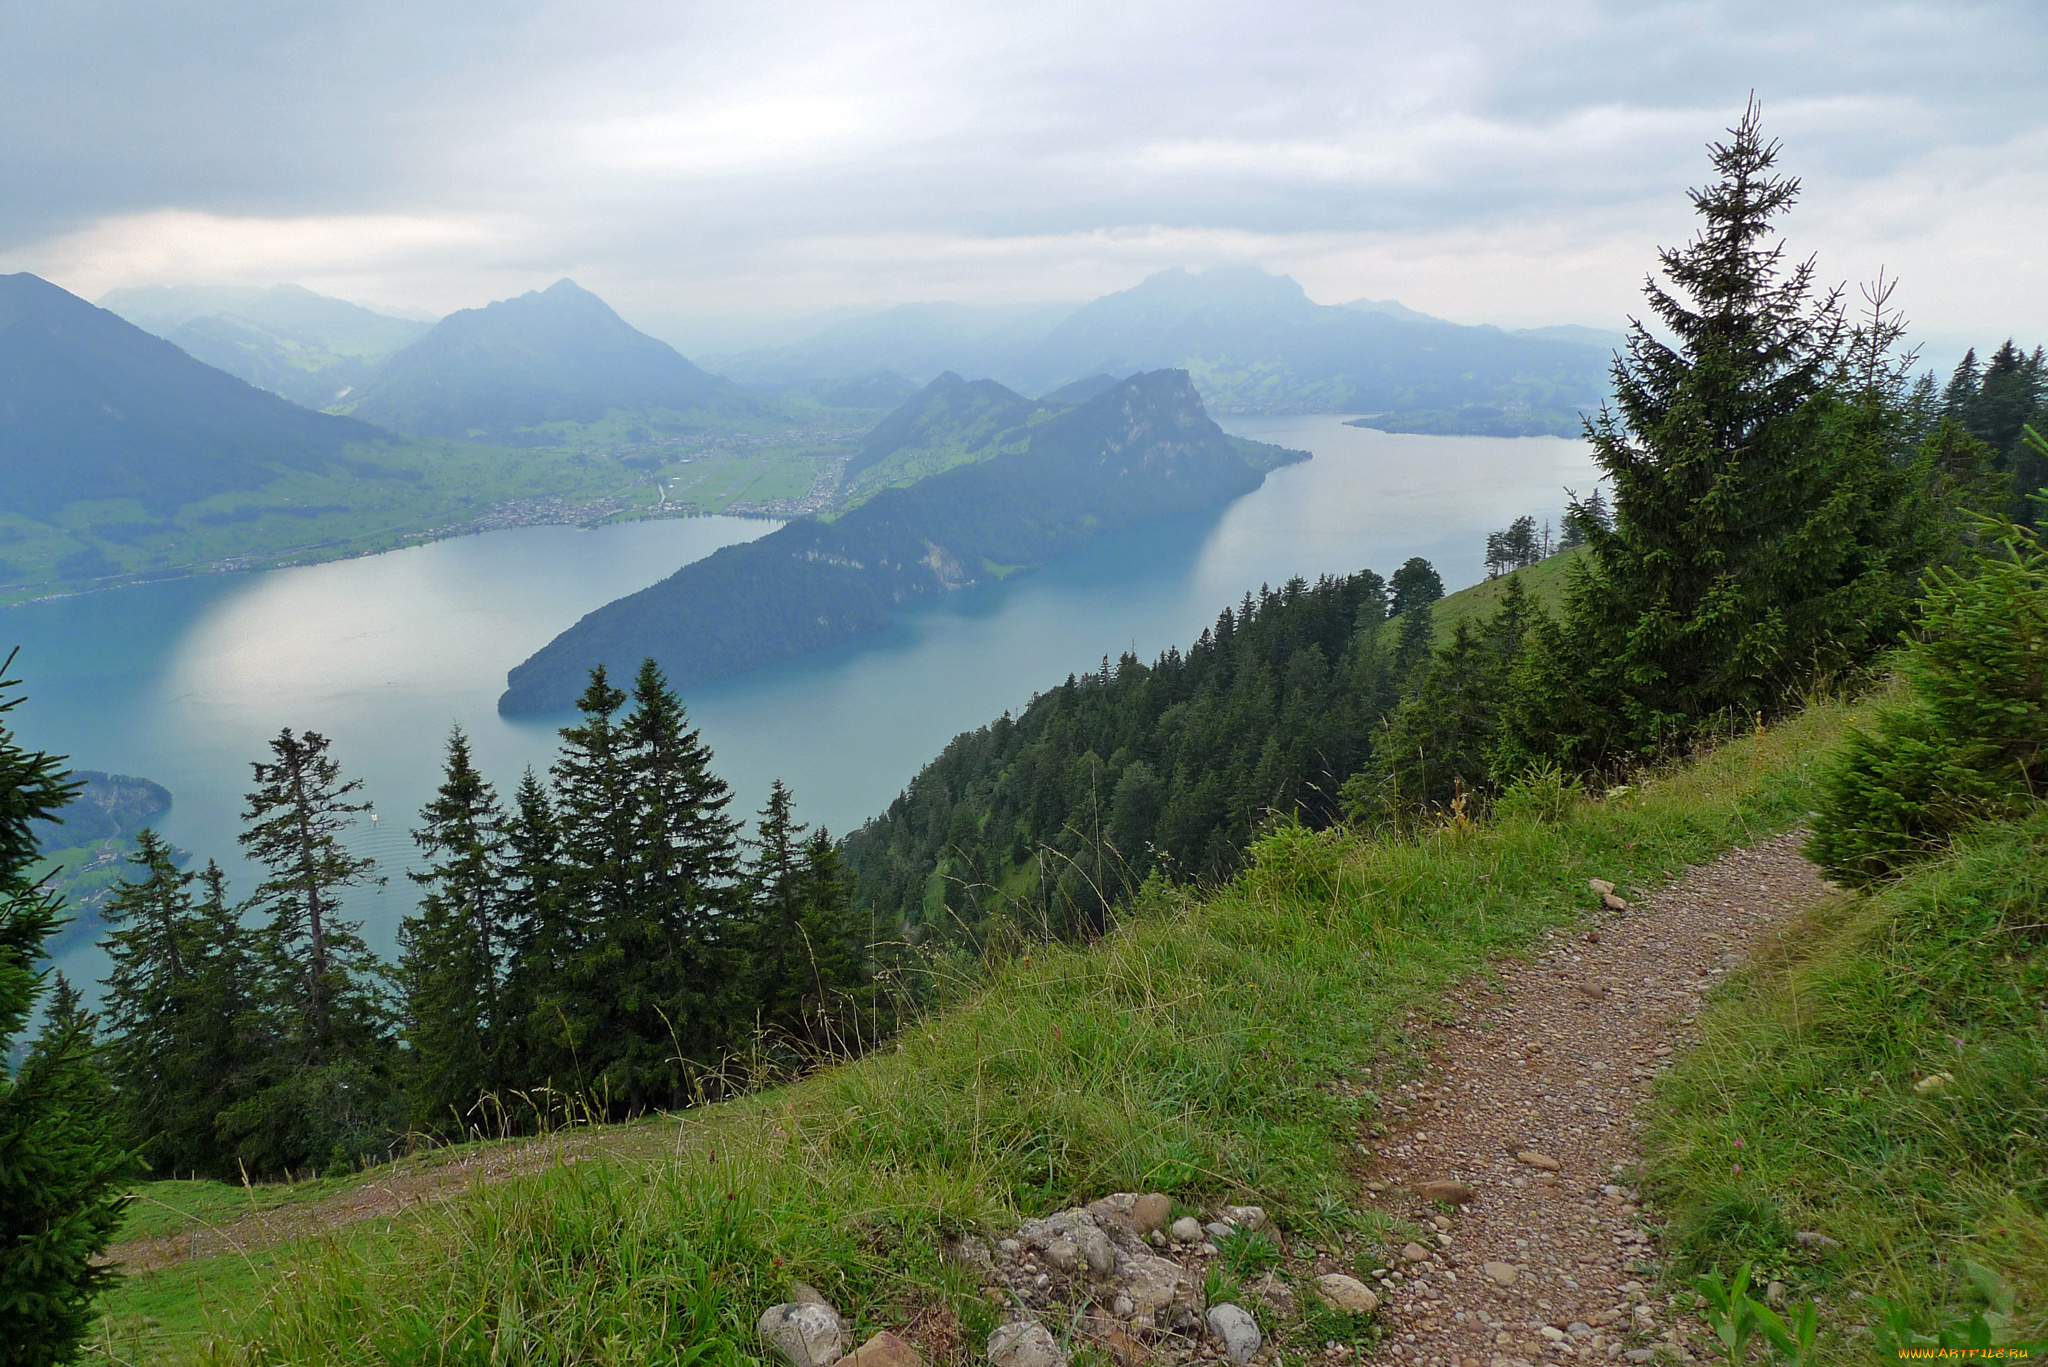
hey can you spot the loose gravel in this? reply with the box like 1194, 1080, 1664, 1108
1355, 832, 1833, 1367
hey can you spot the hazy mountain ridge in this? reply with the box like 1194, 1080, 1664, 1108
337, 279, 770, 442
0, 273, 386, 518
701, 265, 1617, 431
498, 369, 1306, 713
100, 283, 433, 409
0, 274, 679, 601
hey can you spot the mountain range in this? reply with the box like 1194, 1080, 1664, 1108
498, 369, 1305, 713
0, 273, 384, 520
99, 283, 433, 410
334, 280, 770, 443
703, 265, 1623, 433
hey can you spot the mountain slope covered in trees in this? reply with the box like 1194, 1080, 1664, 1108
500, 370, 1305, 713
838, 371, 1052, 495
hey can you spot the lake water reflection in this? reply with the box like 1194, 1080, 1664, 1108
9, 416, 1594, 985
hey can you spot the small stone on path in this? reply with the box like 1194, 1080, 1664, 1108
831, 1332, 925, 1367
1208, 1304, 1263, 1364
1419, 1180, 1475, 1205
1315, 1273, 1381, 1314
1481, 1261, 1518, 1287
760, 1303, 846, 1367
989, 1320, 1068, 1367
1515, 1152, 1561, 1172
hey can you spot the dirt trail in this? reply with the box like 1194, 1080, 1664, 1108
1356, 832, 1832, 1367
108, 1126, 631, 1273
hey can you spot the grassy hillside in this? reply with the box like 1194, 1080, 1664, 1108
93, 696, 1856, 1363
0, 437, 653, 605
1429, 546, 1585, 642
1648, 803, 2048, 1346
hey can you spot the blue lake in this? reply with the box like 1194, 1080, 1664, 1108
7, 417, 1595, 988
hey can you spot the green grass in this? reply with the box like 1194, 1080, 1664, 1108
105, 697, 1859, 1365
1430, 546, 1585, 643
112, 1175, 364, 1246
0, 434, 862, 606
1645, 802, 2048, 1352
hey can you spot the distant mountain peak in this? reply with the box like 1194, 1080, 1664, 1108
340, 280, 764, 440
1340, 297, 1447, 325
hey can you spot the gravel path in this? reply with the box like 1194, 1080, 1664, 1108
1355, 832, 1833, 1367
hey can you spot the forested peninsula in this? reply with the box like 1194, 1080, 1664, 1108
498, 369, 1304, 713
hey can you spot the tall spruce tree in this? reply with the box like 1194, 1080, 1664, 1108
397, 727, 509, 1134
1504, 101, 1931, 767
499, 767, 570, 1090
0, 661, 130, 1362
98, 836, 259, 1175
224, 728, 395, 1173
543, 668, 635, 1099
604, 660, 741, 1106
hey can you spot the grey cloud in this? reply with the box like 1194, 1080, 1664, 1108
3, 0, 2043, 334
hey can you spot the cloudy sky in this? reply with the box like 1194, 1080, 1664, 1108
4, 0, 2043, 353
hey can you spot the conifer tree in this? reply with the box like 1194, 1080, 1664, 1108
499, 767, 569, 1087
542, 668, 635, 1096
224, 728, 394, 1172
97, 834, 259, 1175
602, 660, 740, 1105
397, 727, 508, 1133
0, 661, 130, 1362
1386, 557, 1443, 617
1504, 101, 1933, 766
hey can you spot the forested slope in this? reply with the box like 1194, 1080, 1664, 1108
499, 370, 1303, 712
839, 562, 1437, 932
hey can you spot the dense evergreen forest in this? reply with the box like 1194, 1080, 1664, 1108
839, 556, 1445, 936
79, 660, 873, 1181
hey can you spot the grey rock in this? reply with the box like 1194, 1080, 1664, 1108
1567, 1323, 1593, 1337
942, 1236, 994, 1272
760, 1302, 847, 1367
1481, 1261, 1518, 1286
1205, 1221, 1234, 1242
1116, 1250, 1204, 1325
1207, 1304, 1262, 1364
1248, 1274, 1295, 1315
988, 1321, 1067, 1367
789, 1282, 833, 1308
1132, 1193, 1172, 1235
1313, 1273, 1380, 1314
1402, 1241, 1432, 1263
1044, 1238, 1080, 1273
1075, 1225, 1117, 1276
1792, 1230, 1841, 1253
1170, 1216, 1203, 1244
1625, 1353, 1656, 1364
1220, 1204, 1268, 1231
